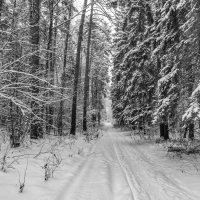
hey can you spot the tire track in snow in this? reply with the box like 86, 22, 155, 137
55, 142, 101, 200
108, 131, 151, 200
55, 134, 132, 200
131, 144, 199, 200
56, 125, 200, 200
100, 134, 133, 200
112, 129, 200, 200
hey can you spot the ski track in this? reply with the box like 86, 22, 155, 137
55, 125, 200, 200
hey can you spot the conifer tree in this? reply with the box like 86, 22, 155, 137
70, 0, 88, 135
83, 0, 94, 132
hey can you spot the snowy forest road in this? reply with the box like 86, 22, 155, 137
56, 124, 200, 200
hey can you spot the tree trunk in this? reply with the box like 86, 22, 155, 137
184, 121, 194, 139
53, 6, 58, 136
57, 1, 72, 136
184, 126, 187, 138
97, 109, 101, 126
70, 0, 88, 135
29, 0, 42, 139
0, 0, 3, 20
164, 123, 169, 140
97, 81, 102, 126
188, 122, 194, 139
82, 0, 94, 132
9, 0, 22, 147
160, 123, 165, 138
160, 115, 169, 140
45, 0, 55, 134
91, 77, 97, 127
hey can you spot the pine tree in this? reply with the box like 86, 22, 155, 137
45, 0, 55, 134
70, 0, 88, 135
112, 0, 155, 131
57, 0, 73, 136
152, 0, 181, 139
83, 0, 94, 132
181, 0, 200, 139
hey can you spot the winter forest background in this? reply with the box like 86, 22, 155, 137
0, 0, 111, 143
112, 0, 200, 141
1, 0, 200, 199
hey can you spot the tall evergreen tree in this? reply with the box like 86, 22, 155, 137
111, 0, 200, 139
45, 0, 55, 133
70, 0, 88, 135
83, 0, 94, 132
57, 0, 73, 136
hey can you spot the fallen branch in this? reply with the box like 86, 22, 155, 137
168, 145, 200, 154
167, 146, 185, 153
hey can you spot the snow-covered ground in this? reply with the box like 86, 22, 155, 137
1, 124, 200, 200
0, 132, 97, 200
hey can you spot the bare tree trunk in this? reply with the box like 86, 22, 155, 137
160, 123, 165, 138
57, 0, 72, 136
70, 0, 88, 135
160, 115, 169, 140
164, 123, 169, 140
82, 0, 94, 132
188, 123, 194, 139
46, 0, 55, 134
29, 0, 42, 139
0, 0, 3, 20
91, 77, 98, 127
52, 5, 58, 136
9, 0, 22, 147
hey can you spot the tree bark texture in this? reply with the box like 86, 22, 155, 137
45, 0, 55, 134
82, 0, 94, 132
29, 0, 42, 139
0, 0, 3, 20
70, 0, 88, 135
57, 1, 72, 136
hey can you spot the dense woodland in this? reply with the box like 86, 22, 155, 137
0, 0, 112, 147
1, 0, 200, 198
1, 0, 200, 148
111, 0, 200, 140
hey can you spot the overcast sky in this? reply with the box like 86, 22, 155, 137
74, 0, 84, 11
73, 0, 114, 26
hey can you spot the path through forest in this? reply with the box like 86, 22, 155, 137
55, 123, 200, 200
